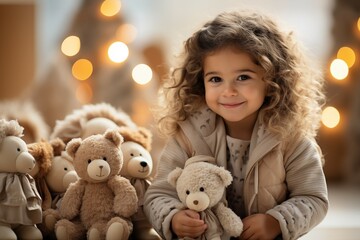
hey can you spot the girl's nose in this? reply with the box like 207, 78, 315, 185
223, 82, 238, 96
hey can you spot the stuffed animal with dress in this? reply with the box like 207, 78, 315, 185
167, 155, 243, 240
0, 119, 43, 240
50, 102, 137, 144
119, 126, 161, 240
54, 129, 138, 240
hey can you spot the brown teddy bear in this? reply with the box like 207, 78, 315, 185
55, 129, 138, 240
50, 102, 137, 144
119, 126, 161, 240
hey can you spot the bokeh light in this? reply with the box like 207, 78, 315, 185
132, 64, 153, 85
72, 59, 93, 80
100, 0, 121, 17
358, 17, 360, 32
108, 41, 129, 63
116, 23, 137, 44
337, 46, 356, 68
61, 36, 80, 57
330, 59, 349, 80
322, 106, 340, 128
76, 82, 93, 104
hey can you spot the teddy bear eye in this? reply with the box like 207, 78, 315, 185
186, 190, 190, 195
140, 153, 142, 156
88, 159, 92, 164
130, 153, 134, 156
17, 148, 21, 152
64, 167, 68, 171
200, 187, 204, 192
103, 157, 107, 161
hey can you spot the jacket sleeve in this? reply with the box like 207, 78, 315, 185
266, 138, 329, 240
143, 137, 189, 240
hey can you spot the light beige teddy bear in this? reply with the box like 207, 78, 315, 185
55, 129, 138, 240
168, 155, 243, 240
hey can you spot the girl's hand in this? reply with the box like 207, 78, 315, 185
239, 213, 281, 240
171, 209, 207, 238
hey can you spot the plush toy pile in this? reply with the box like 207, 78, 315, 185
0, 102, 162, 239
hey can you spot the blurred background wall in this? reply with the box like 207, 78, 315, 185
0, 0, 359, 184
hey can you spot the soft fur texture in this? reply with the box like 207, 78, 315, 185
119, 127, 161, 240
0, 119, 43, 240
168, 155, 243, 239
54, 129, 138, 240
50, 103, 137, 144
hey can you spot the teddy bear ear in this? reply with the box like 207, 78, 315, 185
50, 138, 66, 156
167, 167, 183, 187
104, 129, 124, 147
66, 138, 82, 159
215, 166, 233, 187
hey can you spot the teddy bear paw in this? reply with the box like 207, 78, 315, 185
0, 225, 17, 240
88, 227, 101, 240
55, 226, 68, 240
106, 222, 126, 240
15, 225, 43, 240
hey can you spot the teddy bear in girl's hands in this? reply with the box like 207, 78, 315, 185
168, 155, 243, 239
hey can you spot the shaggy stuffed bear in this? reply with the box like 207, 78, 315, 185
55, 129, 138, 240
168, 155, 243, 240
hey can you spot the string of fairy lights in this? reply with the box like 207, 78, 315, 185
60, 0, 153, 104
321, 17, 359, 129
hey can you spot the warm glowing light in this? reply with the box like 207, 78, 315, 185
132, 64, 153, 85
76, 82, 93, 104
337, 46, 356, 68
108, 42, 129, 63
100, 0, 121, 17
72, 59, 93, 80
358, 17, 360, 32
330, 59, 349, 80
116, 24, 137, 43
61, 36, 80, 57
322, 106, 340, 128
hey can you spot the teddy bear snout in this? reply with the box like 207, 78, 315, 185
186, 191, 210, 212
16, 151, 36, 173
87, 159, 111, 181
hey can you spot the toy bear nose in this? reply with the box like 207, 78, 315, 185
140, 161, 147, 167
99, 166, 103, 169
193, 200, 199, 205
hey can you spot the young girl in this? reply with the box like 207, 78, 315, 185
144, 10, 328, 240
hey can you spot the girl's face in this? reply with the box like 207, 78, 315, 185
203, 46, 266, 127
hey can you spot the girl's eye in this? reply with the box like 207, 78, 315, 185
209, 76, 222, 83
237, 75, 250, 81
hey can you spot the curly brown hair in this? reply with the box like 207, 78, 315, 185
155, 10, 325, 140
